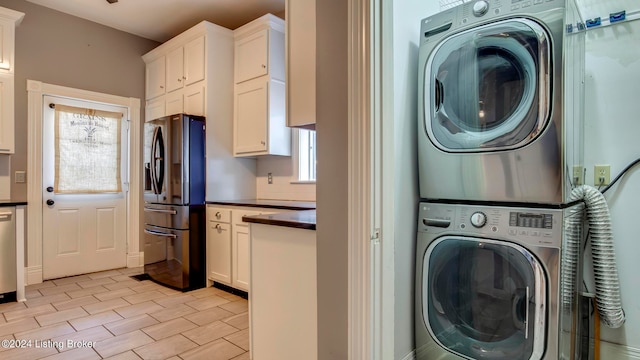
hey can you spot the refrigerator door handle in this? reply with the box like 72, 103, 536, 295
153, 127, 165, 194
144, 208, 178, 215
150, 127, 158, 194
144, 229, 177, 238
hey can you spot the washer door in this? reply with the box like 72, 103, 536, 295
423, 236, 546, 360
424, 19, 550, 152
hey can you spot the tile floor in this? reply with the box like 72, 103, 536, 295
0, 268, 250, 360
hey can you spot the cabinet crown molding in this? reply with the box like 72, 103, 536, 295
234, 13, 285, 39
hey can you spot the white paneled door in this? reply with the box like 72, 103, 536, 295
42, 95, 128, 280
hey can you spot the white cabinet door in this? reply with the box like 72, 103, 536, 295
208, 221, 232, 284
0, 73, 13, 153
165, 47, 184, 93
232, 224, 250, 291
234, 79, 268, 155
145, 96, 165, 122
184, 83, 205, 116
146, 56, 166, 100
165, 91, 183, 116
235, 29, 268, 84
184, 36, 205, 86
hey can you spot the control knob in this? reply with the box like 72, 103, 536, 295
472, 0, 489, 17
470, 211, 487, 228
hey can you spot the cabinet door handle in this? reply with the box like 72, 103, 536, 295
215, 224, 222, 230
160, 85, 164, 89
261, 64, 266, 69
260, 141, 265, 145
215, 212, 222, 219
183, 76, 187, 80
178, 78, 182, 82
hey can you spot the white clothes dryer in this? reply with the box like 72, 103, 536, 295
417, 0, 585, 204
415, 201, 585, 360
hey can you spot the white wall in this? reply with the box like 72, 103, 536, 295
392, 1, 439, 359
255, 156, 316, 201
582, 17, 640, 357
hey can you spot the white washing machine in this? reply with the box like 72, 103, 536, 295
415, 201, 585, 359
417, 0, 585, 204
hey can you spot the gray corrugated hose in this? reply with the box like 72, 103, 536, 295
570, 185, 625, 328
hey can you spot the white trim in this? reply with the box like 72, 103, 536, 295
127, 252, 144, 268
15, 205, 25, 301
25, 265, 43, 285
26, 80, 141, 282
601, 342, 640, 360
348, 0, 373, 359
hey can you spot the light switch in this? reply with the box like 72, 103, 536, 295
15, 171, 26, 183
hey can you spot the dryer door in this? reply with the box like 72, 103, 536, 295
424, 19, 550, 152
423, 236, 546, 360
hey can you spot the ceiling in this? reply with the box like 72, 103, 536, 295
24, 0, 285, 43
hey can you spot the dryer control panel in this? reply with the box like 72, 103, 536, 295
421, 0, 563, 46
418, 202, 566, 248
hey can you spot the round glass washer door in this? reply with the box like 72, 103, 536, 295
423, 236, 546, 360
424, 19, 550, 152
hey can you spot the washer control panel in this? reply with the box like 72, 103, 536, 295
418, 203, 565, 247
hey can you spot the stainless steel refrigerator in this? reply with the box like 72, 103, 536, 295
143, 113, 206, 291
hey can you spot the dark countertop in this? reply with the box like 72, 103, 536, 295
243, 210, 316, 231
0, 201, 27, 206
207, 199, 315, 211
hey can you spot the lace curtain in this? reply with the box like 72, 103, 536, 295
54, 104, 123, 193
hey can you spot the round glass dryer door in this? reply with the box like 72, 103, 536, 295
423, 237, 546, 360
424, 19, 550, 152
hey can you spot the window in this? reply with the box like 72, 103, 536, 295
293, 129, 316, 182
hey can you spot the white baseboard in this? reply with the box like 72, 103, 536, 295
400, 350, 416, 360
127, 252, 143, 268
602, 341, 640, 360
25, 266, 43, 285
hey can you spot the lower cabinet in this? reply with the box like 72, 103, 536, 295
232, 222, 251, 291
206, 205, 280, 292
207, 220, 231, 284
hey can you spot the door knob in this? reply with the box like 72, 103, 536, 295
46, 199, 55, 206
46, 186, 54, 193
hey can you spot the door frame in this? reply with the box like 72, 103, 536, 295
26, 80, 141, 284
348, 0, 395, 358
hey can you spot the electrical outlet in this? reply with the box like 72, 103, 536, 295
572, 166, 584, 185
593, 165, 610, 186
267, 172, 273, 184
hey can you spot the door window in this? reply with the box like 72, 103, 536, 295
425, 19, 550, 151
54, 104, 123, 193
424, 236, 546, 360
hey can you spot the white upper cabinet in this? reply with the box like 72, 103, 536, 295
165, 47, 183, 93
286, 0, 316, 128
235, 29, 269, 83
0, 7, 23, 73
145, 56, 165, 100
143, 24, 218, 120
166, 36, 206, 93
184, 36, 205, 86
233, 14, 290, 157
0, 7, 23, 155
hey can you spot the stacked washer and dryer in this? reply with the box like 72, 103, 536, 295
414, 0, 594, 359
